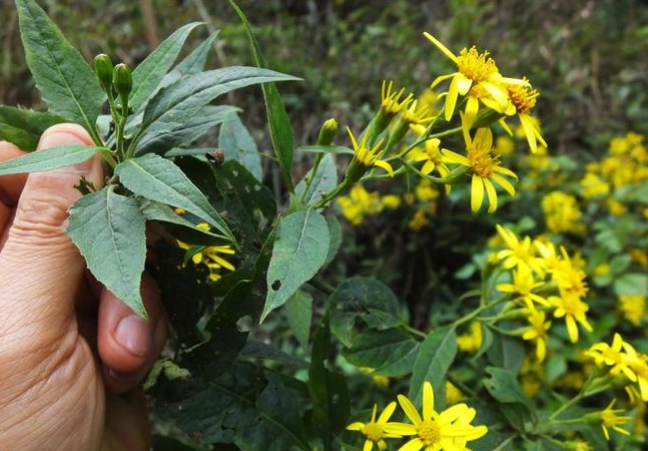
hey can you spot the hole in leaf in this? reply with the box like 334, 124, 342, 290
271, 280, 282, 291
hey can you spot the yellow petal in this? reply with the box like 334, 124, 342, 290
464, 96, 479, 128
445, 76, 460, 122
397, 394, 422, 425
363, 439, 374, 451
347, 422, 365, 431
421, 160, 435, 175
423, 32, 457, 62
520, 114, 538, 153
374, 159, 395, 177
480, 81, 510, 110
431, 73, 456, 89
422, 382, 435, 421
483, 178, 498, 213
456, 74, 473, 95
378, 402, 397, 423
471, 175, 485, 212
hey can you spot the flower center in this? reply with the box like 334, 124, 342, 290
456, 46, 498, 82
467, 142, 498, 177
507, 83, 539, 115
363, 422, 383, 442
417, 420, 441, 445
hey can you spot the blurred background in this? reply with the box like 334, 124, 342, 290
1, 0, 648, 327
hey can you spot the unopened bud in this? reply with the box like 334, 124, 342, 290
94, 54, 113, 92
316, 118, 338, 146
112, 63, 133, 98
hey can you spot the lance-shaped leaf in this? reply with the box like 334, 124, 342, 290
67, 187, 147, 317
0, 145, 101, 176
130, 22, 203, 110
115, 154, 236, 245
295, 154, 337, 205
285, 291, 313, 349
138, 198, 225, 239
408, 325, 458, 409
136, 105, 238, 155
229, 0, 296, 191
139, 66, 299, 142
15, 0, 105, 137
0, 106, 66, 151
161, 31, 219, 89
342, 328, 420, 377
218, 113, 262, 181
262, 209, 329, 322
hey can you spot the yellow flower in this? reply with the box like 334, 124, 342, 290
496, 264, 549, 307
606, 198, 627, 217
522, 307, 551, 362
409, 209, 429, 231
347, 127, 394, 177
549, 292, 592, 343
174, 207, 187, 214
381, 80, 414, 116
581, 172, 610, 198
630, 248, 648, 268
619, 295, 646, 326
501, 78, 547, 153
381, 195, 402, 210
496, 225, 546, 275
541, 191, 583, 234
586, 333, 638, 383
598, 399, 631, 440
177, 230, 236, 282
424, 33, 527, 121
337, 185, 381, 226
347, 403, 403, 451
401, 100, 434, 126
415, 179, 440, 203
445, 381, 465, 404
495, 135, 514, 157
441, 122, 517, 213
457, 321, 482, 353
409, 124, 451, 179
593, 263, 610, 277
385, 382, 488, 451
552, 247, 589, 298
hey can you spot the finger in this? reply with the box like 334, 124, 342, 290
98, 273, 167, 377
103, 390, 150, 451
0, 124, 103, 339
0, 142, 27, 234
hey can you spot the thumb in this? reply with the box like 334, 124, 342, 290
0, 124, 103, 335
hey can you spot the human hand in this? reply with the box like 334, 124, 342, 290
0, 124, 168, 451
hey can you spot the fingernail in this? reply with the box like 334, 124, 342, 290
115, 315, 151, 357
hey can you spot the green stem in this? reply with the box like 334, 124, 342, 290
401, 323, 427, 340
453, 297, 507, 328
309, 278, 336, 295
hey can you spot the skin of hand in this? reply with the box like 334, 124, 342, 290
0, 124, 168, 451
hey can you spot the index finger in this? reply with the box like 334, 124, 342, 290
0, 141, 27, 234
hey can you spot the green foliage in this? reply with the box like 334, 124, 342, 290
0, 106, 65, 151
218, 112, 263, 181
0, 144, 102, 176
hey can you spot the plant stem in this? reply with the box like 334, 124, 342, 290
453, 297, 507, 328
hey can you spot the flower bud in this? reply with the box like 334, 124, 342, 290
112, 63, 133, 98
316, 118, 338, 146
94, 54, 113, 92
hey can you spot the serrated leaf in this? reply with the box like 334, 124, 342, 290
228, 0, 296, 191
328, 277, 402, 347
285, 291, 313, 349
115, 154, 236, 245
138, 198, 224, 238
0, 144, 102, 176
408, 326, 457, 409
161, 31, 219, 89
262, 209, 329, 322
295, 154, 337, 205
15, 0, 104, 136
130, 22, 203, 110
67, 187, 147, 317
0, 106, 66, 151
136, 105, 238, 155
218, 113, 263, 181
342, 328, 419, 377
139, 66, 299, 144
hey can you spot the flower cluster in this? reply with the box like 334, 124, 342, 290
346, 382, 487, 451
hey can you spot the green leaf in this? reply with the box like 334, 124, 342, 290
218, 113, 263, 181
614, 273, 648, 296
137, 198, 224, 238
408, 326, 457, 409
67, 187, 147, 317
228, 0, 296, 191
0, 106, 65, 151
325, 215, 342, 266
342, 328, 419, 377
115, 154, 236, 245
483, 367, 534, 410
328, 277, 402, 347
295, 154, 337, 205
130, 22, 203, 110
137, 105, 238, 155
486, 330, 526, 373
15, 0, 104, 138
298, 145, 355, 155
0, 144, 102, 176
285, 291, 313, 349
140, 66, 298, 143
309, 313, 350, 448
262, 209, 329, 321
161, 31, 219, 89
